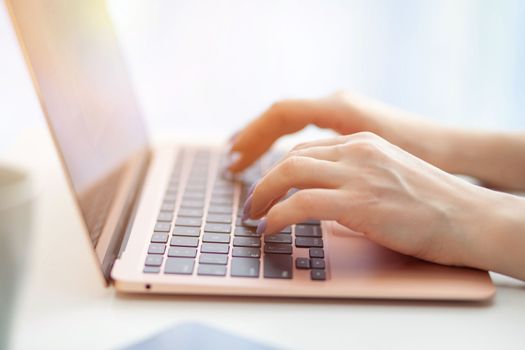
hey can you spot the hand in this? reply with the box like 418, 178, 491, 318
243, 132, 502, 268
228, 91, 525, 191
228, 91, 384, 172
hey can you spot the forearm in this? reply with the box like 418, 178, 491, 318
400, 127, 525, 191
355, 97, 525, 190
460, 189, 525, 281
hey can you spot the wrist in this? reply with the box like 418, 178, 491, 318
459, 188, 525, 280
346, 94, 457, 169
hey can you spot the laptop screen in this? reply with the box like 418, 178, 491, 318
7, 0, 149, 268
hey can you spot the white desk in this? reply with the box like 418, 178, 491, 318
7, 129, 525, 350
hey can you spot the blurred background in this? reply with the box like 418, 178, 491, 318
1, 0, 524, 154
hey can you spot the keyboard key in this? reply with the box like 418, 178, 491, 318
264, 234, 292, 244
143, 266, 160, 274
311, 269, 326, 281
295, 257, 311, 269
154, 222, 171, 232
170, 236, 199, 247
208, 205, 233, 215
309, 248, 325, 259
164, 193, 178, 202
234, 226, 260, 237
311, 258, 326, 269
264, 255, 293, 279
172, 226, 200, 237
204, 223, 231, 233
161, 201, 175, 211
157, 212, 174, 222
232, 247, 261, 258
302, 219, 321, 225
280, 226, 292, 234
148, 243, 166, 255
264, 243, 292, 255
176, 217, 202, 227
212, 188, 234, 196
295, 225, 322, 237
183, 192, 205, 200
168, 247, 197, 258
231, 257, 260, 278
206, 214, 232, 224
198, 264, 227, 276
151, 232, 169, 243
164, 257, 195, 275
177, 208, 204, 217
201, 242, 229, 254
199, 253, 228, 265
295, 237, 323, 248
180, 200, 204, 208
165, 187, 178, 195
210, 196, 233, 205
202, 232, 231, 244
239, 218, 260, 227
233, 237, 261, 248
145, 255, 163, 266
185, 184, 206, 192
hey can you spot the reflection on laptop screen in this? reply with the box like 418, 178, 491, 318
8, 0, 149, 247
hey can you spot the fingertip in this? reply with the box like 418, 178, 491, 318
225, 151, 244, 174
261, 206, 286, 234
227, 154, 253, 174
256, 218, 267, 235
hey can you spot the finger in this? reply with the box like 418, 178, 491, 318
248, 156, 344, 219
228, 98, 341, 173
289, 131, 381, 153
289, 135, 349, 152
280, 145, 344, 164
257, 189, 345, 234
261, 144, 345, 182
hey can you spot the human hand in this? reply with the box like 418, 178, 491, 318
227, 92, 385, 173
243, 132, 499, 268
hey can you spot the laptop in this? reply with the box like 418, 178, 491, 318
7, 0, 495, 300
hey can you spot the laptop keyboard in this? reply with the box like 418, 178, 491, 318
143, 147, 327, 281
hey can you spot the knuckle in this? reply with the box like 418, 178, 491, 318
336, 135, 350, 144
266, 100, 286, 122
268, 99, 294, 127
269, 100, 285, 112
290, 143, 307, 152
286, 149, 301, 159
333, 143, 347, 158
352, 131, 379, 141
349, 140, 382, 158
279, 156, 302, 178
293, 191, 315, 210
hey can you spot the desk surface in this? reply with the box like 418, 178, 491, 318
7, 130, 525, 350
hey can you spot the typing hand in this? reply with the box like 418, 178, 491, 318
227, 91, 382, 173
242, 132, 502, 268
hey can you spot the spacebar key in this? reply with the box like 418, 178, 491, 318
264, 254, 293, 279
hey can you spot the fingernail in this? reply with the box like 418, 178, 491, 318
221, 151, 241, 177
227, 151, 241, 166
256, 219, 267, 235
242, 194, 253, 221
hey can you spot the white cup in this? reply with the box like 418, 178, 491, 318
0, 165, 33, 350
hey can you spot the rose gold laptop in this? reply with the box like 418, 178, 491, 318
7, 0, 495, 300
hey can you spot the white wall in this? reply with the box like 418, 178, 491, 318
1, 0, 524, 153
